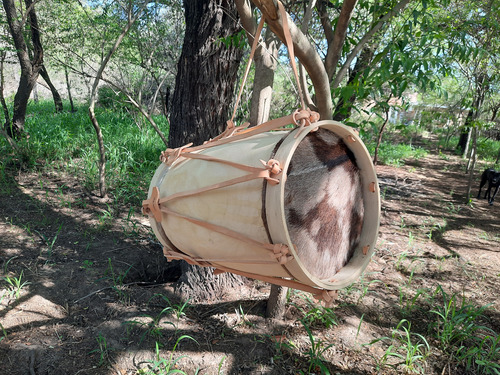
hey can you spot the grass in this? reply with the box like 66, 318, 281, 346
125, 295, 191, 344
366, 141, 428, 167
89, 332, 113, 367
367, 319, 430, 374
293, 294, 338, 329
2, 270, 30, 299
301, 320, 335, 374
1, 100, 168, 207
103, 258, 132, 304
137, 336, 197, 375
428, 285, 500, 374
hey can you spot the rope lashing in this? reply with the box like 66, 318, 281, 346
163, 248, 212, 267
204, 120, 250, 144
163, 246, 293, 266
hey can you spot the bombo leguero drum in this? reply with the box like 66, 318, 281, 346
142, 112, 380, 301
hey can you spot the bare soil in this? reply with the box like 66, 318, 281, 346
0, 144, 499, 375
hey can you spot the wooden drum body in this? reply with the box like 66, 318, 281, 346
144, 119, 380, 294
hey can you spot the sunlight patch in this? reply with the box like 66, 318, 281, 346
1, 294, 67, 330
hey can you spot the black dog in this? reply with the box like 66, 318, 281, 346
477, 168, 500, 206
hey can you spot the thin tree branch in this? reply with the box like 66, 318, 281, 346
332, 0, 411, 89
325, 0, 358, 80
298, 0, 316, 109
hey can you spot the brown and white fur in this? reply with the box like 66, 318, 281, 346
284, 128, 364, 280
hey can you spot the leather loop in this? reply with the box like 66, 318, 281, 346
260, 159, 282, 184
160, 143, 194, 166
314, 290, 338, 307
292, 108, 320, 138
142, 186, 162, 222
266, 243, 293, 265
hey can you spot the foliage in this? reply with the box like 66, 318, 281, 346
137, 337, 197, 375
429, 285, 500, 374
294, 295, 339, 329
2, 270, 30, 299
365, 139, 428, 167
97, 86, 132, 110
367, 319, 430, 374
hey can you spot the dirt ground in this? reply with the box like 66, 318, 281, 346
0, 143, 499, 374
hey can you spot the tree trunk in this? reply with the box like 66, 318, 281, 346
249, 28, 279, 126
87, 3, 145, 198
373, 101, 391, 165
3, 0, 43, 138
40, 65, 63, 112
169, 0, 243, 148
0, 51, 20, 153
168, 0, 245, 301
457, 110, 473, 156
2, 0, 44, 139
0, 51, 10, 128
465, 126, 478, 202
64, 65, 76, 113
266, 285, 288, 319
175, 263, 245, 302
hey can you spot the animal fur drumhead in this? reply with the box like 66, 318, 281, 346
283, 128, 364, 280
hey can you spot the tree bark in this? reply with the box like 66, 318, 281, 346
465, 126, 478, 202
2, 0, 44, 139
324, 0, 358, 80
373, 99, 391, 165
168, 0, 245, 301
169, 0, 243, 148
249, 28, 279, 126
235, 0, 279, 125
40, 65, 63, 112
266, 284, 288, 319
0, 51, 10, 129
175, 264, 245, 302
457, 111, 473, 155
0, 52, 20, 153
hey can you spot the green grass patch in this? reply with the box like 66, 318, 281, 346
0, 100, 168, 206
366, 141, 428, 167
477, 137, 500, 164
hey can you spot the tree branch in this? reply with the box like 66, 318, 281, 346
324, 0, 359, 80
299, 0, 317, 109
235, 0, 257, 41
251, 0, 332, 119
332, 0, 411, 90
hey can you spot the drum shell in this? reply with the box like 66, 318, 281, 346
147, 120, 380, 290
